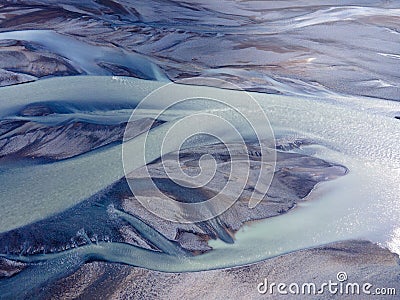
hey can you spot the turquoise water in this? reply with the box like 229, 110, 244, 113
1, 1, 400, 297
0, 76, 399, 258
0, 75, 399, 298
